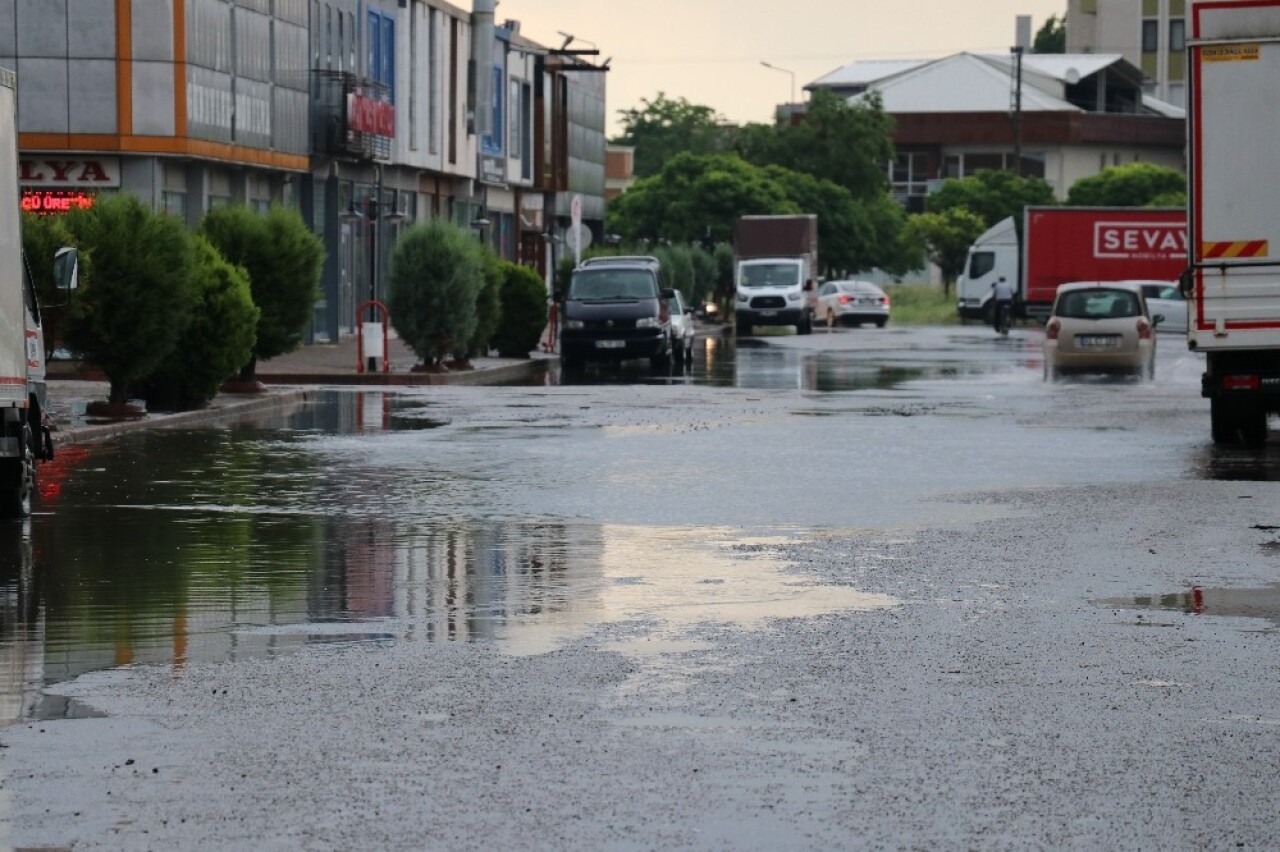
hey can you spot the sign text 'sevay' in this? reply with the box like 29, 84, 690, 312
1094, 222, 1188, 260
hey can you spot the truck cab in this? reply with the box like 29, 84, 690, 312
956, 217, 1018, 322
734, 256, 815, 335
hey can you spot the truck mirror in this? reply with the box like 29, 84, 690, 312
1178, 268, 1193, 299
659, 288, 676, 299
53, 247, 78, 292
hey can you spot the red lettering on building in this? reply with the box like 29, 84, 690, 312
21, 189, 97, 215
347, 93, 396, 138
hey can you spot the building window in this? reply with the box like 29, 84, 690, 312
1170, 19, 1186, 52
428, 9, 439, 154
482, 66, 504, 155
449, 18, 458, 165
368, 9, 395, 99
162, 191, 186, 218
1142, 19, 1159, 52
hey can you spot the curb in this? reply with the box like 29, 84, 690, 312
257, 358, 549, 387
54, 389, 317, 447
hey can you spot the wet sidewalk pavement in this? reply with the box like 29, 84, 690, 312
46, 333, 555, 444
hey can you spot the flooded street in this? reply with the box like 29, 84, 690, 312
4, 325, 1280, 850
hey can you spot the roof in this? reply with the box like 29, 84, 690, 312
816, 52, 1167, 116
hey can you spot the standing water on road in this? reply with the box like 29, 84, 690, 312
0, 326, 1243, 724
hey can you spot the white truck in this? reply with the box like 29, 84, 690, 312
1185, 1, 1280, 444
733, 214, 819, 336
1, 68, 76, 516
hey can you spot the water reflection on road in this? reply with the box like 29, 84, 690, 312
2, 406, 898, 725
6, 323, 1278, 726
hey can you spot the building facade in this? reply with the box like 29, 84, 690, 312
1067, 0, 1188, 108
5, 0, 607, 344
808, 52, 1185, 208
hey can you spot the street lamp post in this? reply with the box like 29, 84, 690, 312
760, 60, 796, 108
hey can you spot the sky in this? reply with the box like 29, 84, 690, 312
493, 0, 1069, 136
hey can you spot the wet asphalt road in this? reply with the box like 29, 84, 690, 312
3, 324, 1280, 850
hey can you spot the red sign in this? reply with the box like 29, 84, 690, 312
347, 92, 396, 138
1024, 208, 1187, 307
21, 189, 96, 215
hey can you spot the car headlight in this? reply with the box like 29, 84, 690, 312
636, 316, 661, 329
562, 319, 584, 330
787, 292, 802, 302
735, 292, 749, 303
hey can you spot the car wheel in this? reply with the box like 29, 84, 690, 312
875, 318, 887, 328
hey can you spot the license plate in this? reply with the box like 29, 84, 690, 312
760, 309, 778, 317
595, 340, 625, 349
858, 298, 876, 305
1077, 335, 1120, 347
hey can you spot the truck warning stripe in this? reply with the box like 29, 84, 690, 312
1202, 240, 1269, 259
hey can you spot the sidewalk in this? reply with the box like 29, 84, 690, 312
45, 333, 555, 444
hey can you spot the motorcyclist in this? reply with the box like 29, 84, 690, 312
991, 276, 1015, 334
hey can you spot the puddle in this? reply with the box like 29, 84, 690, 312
1096, 584, 1280, 627
3, 495, 898, 724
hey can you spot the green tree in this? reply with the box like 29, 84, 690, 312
763, 165, 876, 277
139, 235, 259, 411
926, 170, 1057, 228
1032, 15, 1066, 53
62, 193, 196, 406
387, 219, 485, 367
492, 261, 548, 358
734, 88, 895, 201
1066, 162, 1187, 207
200, 204, 324, 380
606, 152, 797, 245
905, 208, 988, 295
612, 93, 726, 178
464, 252, 504, 361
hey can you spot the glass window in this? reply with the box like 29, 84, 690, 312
161, 191, 186, 219
1170, 19, 1186, 52
968, 251, 995, 279
1142, 19, 1159, 52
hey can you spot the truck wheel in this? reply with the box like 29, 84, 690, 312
1210, 398, 1238, 445
0, 425, 35, 519
1241, 407, 1269, 447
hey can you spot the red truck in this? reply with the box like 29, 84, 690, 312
957, 207, 1187, 322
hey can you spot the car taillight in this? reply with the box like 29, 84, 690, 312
839, 295, 853, 304
881, 296, 890, 305
1137, 318, 1152, 340
1046, 319, 1060, 340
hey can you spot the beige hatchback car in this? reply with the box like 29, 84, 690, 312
1042, 281, 1157, 381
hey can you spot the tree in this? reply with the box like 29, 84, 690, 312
926, 170, 1057, 228
905, 208, 988, 295
464, 252, 504, 361
491, 262, 547, 358
387, 219, 485, 367
1033, 15, 1066, 54
734, 88, 895, 201
62, 193, 196, 406
200, 204, 324, 381
1066, 162, 1187, 207
763, 165, 876, 277
612, 93, 726, 178
606, 152, 797, 245
139, 235, 259, 411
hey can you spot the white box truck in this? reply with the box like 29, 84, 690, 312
0, 67, 76, 516
1186, 1, 1280, 444
733, 215, 819, 336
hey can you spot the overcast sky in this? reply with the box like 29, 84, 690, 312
494, 0, 1068, 135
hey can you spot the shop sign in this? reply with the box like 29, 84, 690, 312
19, 157, 120, 187
347, 92, 396, 138
21, 189, 97, 215
480, 155, 506, 186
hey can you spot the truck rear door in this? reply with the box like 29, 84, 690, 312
1188, 1, 1280, 350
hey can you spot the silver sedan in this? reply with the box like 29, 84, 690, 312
815, 280, 890, 328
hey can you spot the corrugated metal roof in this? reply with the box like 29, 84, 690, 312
850, 53, 1080, 114
806, 58, 929, 89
